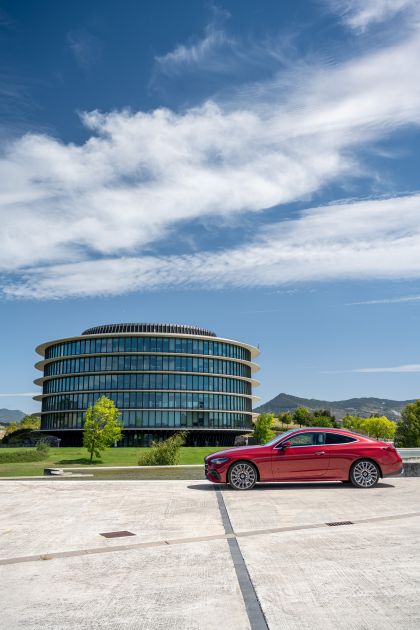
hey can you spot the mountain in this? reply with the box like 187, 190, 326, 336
254, 393, 417, 420
0, 408, 26, 424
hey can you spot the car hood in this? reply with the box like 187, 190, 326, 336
205, 445, 264, 460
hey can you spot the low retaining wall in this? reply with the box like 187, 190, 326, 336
400, 460, 420, 477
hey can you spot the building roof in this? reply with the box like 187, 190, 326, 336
81, 323, 217, 337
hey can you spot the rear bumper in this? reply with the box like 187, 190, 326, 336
383, 464, 404, 478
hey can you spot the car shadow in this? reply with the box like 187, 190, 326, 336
252, 481, 395, 490
188, 481, 395, 491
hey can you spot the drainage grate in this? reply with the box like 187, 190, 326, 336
326, 521, 354, 527
100, 531, 136, 538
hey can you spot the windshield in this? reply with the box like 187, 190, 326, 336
264, 429, 295, 447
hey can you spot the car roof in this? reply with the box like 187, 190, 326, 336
287, 427, 372, 440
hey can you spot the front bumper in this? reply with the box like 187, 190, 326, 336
205, 461, 228, 483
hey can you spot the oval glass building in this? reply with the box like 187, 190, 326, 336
34, 324, 260, 446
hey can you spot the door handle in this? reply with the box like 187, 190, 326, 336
315, 451, 326, 455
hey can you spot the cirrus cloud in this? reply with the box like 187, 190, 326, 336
4, 192, 420, 298
2, 17, 420, 298
329, 0, 420, 31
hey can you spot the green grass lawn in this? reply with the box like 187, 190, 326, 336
0, 446, 222, 477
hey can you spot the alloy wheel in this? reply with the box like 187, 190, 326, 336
229, 462, 257, 490
351, 460, 379, 488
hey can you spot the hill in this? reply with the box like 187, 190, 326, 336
0, 408, 26, 424
254, 393, 416, 420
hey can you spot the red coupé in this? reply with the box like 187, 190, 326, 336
205, 428, 403, 490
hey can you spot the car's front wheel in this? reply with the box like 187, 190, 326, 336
350, 459, 380, 488
228, 461, 257, 490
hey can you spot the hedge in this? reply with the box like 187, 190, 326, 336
0, 450, 48, 464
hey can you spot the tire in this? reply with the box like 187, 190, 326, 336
350, 459, 380, 488
228, 461, 257, 491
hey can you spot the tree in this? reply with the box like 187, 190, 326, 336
342, 415, 368, 433
310, 415, 334, 428
314, 409, 336, 421
138, 432, 187, 465
5, 415, 40, 436
278, 412, 292, 429
395, 400, 420, 447
253, 413, 275, 444
342, 415, 396, 440
293, 406, 313, 427
364, 416, 396, 440
83, 396, 123, 462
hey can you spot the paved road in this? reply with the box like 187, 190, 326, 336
1, 479, 420, 629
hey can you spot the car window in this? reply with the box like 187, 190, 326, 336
325, 433, 357, 444
265, 430, 295, 446
287, 432, 325, 447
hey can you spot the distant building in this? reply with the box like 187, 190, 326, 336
34, 323, 260, 446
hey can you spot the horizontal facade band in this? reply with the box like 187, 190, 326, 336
36, 392, 260, 403
34, 373, 260, 387
38, 427, 250, 433
39, 408, 255, 415
35, 353, 260, 373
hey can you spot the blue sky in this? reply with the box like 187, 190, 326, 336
1, 0, 420, 414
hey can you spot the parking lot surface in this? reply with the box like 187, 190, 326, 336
1, 478, 420, 629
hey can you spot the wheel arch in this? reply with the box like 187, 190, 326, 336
227, 459, 260, 482
349, 457, 383, 480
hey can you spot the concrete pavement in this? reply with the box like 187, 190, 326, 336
1, 479, 420, 629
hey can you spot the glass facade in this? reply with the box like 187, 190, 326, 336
44, 374, 251, 395
44, 355, 251, 378
42, 392, 251, 412
45, 336, 250, 361
35, 325, 259, 446
42, 411, 249, 430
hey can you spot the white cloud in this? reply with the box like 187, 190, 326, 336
330, 0, 419, 31
0, 392, 38, 397
350, 294, 420, 304
155, 28, 234, 75
154, 6, 234, 75
2, 25, 420, 297
6, 193, 420, 298
353, 364, 420, 372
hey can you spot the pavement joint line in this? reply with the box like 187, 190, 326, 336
214, 487, 269, 630
1, 509, 419, 568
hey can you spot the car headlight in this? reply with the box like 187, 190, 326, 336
209, 457, 229, 464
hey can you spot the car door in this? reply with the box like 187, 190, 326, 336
271, 431, 329, 480
322, 432, 360, 479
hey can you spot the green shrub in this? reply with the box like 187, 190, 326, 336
0, 449, 49, 464
253, 413, 275, 444
138, 432, 187, 466
36, 441, 50, 456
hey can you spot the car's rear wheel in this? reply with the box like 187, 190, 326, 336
350, 459, 380, 488
228, 461, 257, 490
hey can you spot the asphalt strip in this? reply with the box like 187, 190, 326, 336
214, 486, 269, 630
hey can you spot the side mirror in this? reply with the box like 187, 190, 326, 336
280, 441, 292, 450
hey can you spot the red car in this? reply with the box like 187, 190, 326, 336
205, 428, 403, 490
